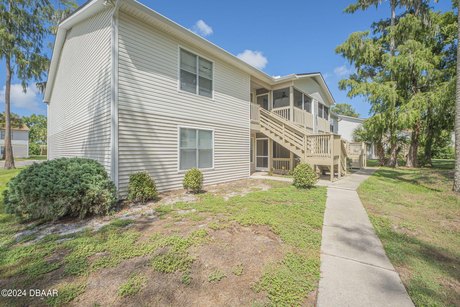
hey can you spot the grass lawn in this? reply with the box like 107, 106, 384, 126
358, 159, 459, 306
0, 155, 47, 162
0, 170, 327, 306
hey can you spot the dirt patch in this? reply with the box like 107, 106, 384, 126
205, 179, 271, 200
14, 179, 272, 244
72, 224, 284, 307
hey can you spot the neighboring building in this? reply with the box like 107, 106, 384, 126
0, 125, 30, 158
336, 114, 376, 159
45, 0, 351, 193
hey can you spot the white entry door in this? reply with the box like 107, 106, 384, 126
256, 138, 269, 171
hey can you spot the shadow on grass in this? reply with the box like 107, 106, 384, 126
373, 169, 443, 192
375, 221, 460, 305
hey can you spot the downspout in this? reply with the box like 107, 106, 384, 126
109, 0, 121, 188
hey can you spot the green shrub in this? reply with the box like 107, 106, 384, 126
292, 163, 317, 189
183, 168, 203, 193
3, 157, 117, 221
127, 171, 158, 203
29, 142, 41, 156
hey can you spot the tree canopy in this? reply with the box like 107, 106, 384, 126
336, 3, 457, 167
331, 103, 360, 117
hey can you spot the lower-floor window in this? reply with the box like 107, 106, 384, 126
179, 127, 213, 170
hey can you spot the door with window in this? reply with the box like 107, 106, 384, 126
255, 138, 269, 170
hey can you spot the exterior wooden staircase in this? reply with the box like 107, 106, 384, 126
257, 106, 348, 181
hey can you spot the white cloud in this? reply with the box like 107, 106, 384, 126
237, 50, 268, 70
192, 20, 213, 37
334, 65, 352, 77
0, 83, 43, 113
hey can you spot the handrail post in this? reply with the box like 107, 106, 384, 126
330, 134, 334, 182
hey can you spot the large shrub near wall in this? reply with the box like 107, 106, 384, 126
3, 157, 117, 222
127, 171, 158, 204
292, 163, 318, 189
183, 168, 203, 193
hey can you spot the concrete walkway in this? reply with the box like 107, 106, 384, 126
317, 169, 414, 307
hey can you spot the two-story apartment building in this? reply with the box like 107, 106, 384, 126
0, 126, 29, 158
45, 0, 349, 193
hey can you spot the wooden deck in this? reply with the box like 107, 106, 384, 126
251, 104, 366, 181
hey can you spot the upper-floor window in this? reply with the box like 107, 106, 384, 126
324, 106, 329, 120
180, 49, 213, 98
293, 88, 312, 113
179, 127, 213, 170
273, 88, 290, 108
304, 95, 312, 113
317, 103, 329, 120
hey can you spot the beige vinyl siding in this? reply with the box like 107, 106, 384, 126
117, 11, 251, 193
47, 8, 113, 173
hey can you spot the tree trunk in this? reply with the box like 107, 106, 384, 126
376, 139, 386, 166
390, 0, 396, 56
4, 55, 15, 169
387, 143, 398, 167
454, 0, 460, 192
406, 123, 420, 168
424, 133, 433, 167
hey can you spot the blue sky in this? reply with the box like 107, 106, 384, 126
0, 0, 453, 118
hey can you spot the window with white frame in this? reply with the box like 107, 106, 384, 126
324, 106, 329, 120
304, 95, 312, 113
293, 88, 313, 113
179, 128, 213, 170
180, 49, 213, 98
318, 103, 324, 118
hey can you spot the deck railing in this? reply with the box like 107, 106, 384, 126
255, 104, 354, 180
304, 134, 331, 158
348, 142, 366, 168
272, 158, 291, 173
293, 107, 314, 131
250, 103, 260, 123
272, 106, 290, 121
317, 117, 330, 132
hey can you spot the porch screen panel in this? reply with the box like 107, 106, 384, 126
294, 89, 302, 109
273, 88, 290, 108
304, 95, 312, 113
324, 106, 329, 120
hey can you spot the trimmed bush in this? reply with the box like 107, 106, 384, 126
292, 163, 317, 189
183, 168, 203, 193
127, 171, 158, 204
3, 157, 117, 222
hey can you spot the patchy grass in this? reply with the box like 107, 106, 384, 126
0, 171, 326, 306
46, 280, 86, 307
118, 274, 147, 297
358, 159, 459, 306
208, 269, 227, 282
232, 263, 244, 276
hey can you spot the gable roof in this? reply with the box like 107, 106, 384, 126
337, 114, 367, 123
44, 0, 335, 105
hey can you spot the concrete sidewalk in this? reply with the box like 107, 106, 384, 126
317, 169, 414, 307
